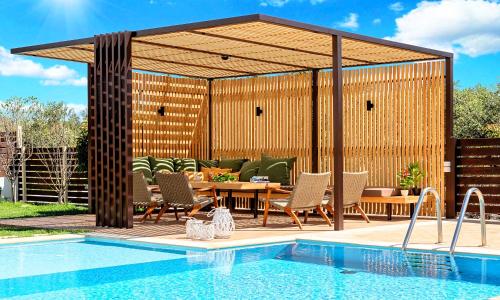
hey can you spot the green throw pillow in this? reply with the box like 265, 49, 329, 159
149, 157, 175, 173
219, 158, 248, 172
197, 159, 219, 170
173, 158, 197, 172
133, 156, 153, 184
239, 160, 261, 182
257, 154, 296, 185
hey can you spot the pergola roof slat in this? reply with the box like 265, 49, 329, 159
11, 14, 451, 79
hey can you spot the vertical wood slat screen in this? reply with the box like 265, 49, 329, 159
91, 32, 133, 228
319, 61, 446, 216
132, 73, 209, 160
212, 61, 445, 216
131, 61, 445, 217
211, 73, 312, 184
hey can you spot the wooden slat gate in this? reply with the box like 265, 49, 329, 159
455, 138, 500, 214
18, 148, 88, 204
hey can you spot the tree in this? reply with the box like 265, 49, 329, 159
0, 97, 38, 202
31, 102, 82, 204
76, 118, 88, 172
454, 84, 500, 138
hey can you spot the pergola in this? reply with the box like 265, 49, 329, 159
12, 14, 455, 229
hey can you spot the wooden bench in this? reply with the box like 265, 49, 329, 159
360, 195, 428, 220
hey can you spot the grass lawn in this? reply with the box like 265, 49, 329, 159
0, 201, 88, 219
0, 226, 87, 238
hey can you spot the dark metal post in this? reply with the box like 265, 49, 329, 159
92, 32, 133, 228
444, 56, 456, 219
311, 69, 319, 173
87, 63, 95, 214
208, 79, 213, 160
332, 35, 344, 230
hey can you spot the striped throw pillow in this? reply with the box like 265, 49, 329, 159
173, 158, 197, 172
150, 157, 175, 173
132, 157, 153, 184
197, 159, 219, 170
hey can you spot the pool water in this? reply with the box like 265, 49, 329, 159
1, 238, 500, 299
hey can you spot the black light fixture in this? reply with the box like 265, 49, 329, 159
256, 106, 263, 117
366, 100, 374, 111
158, 106, 165, 116
221, 54, 229, 61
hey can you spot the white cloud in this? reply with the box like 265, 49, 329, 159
389, 2, 404, 12
386, 0, 500, 57
337, 13, 359, 30
0, 46, 87, 86
372, 18, 381, 25
67, 103, 87, 114
259, 0, 325, 7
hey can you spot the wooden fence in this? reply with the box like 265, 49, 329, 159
455, 138, 500, 214
18, 148, 87, 204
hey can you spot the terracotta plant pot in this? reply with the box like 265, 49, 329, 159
400, 189, 409, 196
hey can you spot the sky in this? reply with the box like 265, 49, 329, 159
0, 0, 499, 112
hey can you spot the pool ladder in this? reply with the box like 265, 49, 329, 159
401, 187, 487, 254
402, 187, 443, 250
450, 187, 486, 254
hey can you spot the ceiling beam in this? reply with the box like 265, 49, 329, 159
134, 39, 308, 70
68, 46, 253, 76
189, 30, 375, 65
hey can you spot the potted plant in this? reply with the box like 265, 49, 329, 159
397, 168, 413, 196
211, 173, 237, 183
408, 162, 425, 195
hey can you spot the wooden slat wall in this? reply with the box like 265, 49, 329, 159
132, 73, 209, 159
131, 61, 445, 217
211, 61, 445, 216
211, 73, 313, 183
456, 138, 500, 214
319, 61, 445, 216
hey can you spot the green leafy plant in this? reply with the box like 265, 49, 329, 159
408, 162, 425, 188
211, 173, 236, 182
397, 168, 413, 190
397, 162, 426, 190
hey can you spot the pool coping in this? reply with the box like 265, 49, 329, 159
2, 221, 500, 257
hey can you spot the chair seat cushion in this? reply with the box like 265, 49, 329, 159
258, 198, 289, 209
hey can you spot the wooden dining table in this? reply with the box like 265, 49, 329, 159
150, 181, 281, 218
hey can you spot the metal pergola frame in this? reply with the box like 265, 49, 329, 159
12, 14, 455, 229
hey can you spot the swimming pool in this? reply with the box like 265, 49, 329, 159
1, 238, 499, 299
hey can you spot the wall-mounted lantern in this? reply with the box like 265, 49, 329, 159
256, 106, 263, 117
366, 100, 374, 111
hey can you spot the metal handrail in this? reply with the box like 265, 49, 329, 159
450, 187, 486, 254
402, 187, 442, 250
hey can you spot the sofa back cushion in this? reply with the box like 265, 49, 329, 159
173, 158, 197, 172
257, 155, 296, 185
149, 157, 175, 174
133, 156, 153, 184
239, 160, 261, 182
218, 158, 248, 172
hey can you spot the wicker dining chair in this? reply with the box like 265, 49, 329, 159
154, 172, 220, 223
133, 172, 163, 222
322, 171, 370, 223
260, 172, 332, 230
